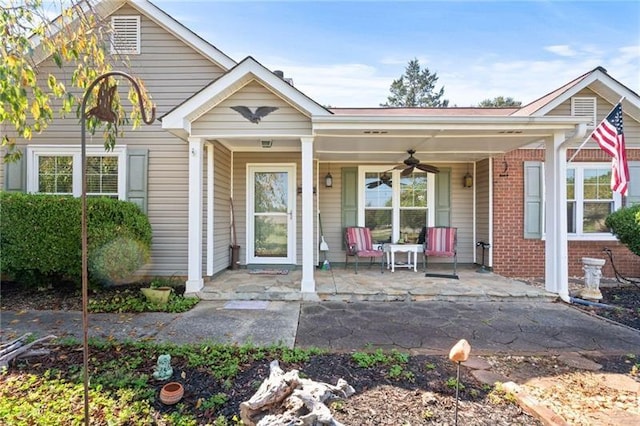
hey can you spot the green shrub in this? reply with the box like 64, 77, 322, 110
0, 192, 152, 287
605, 204, 640, 256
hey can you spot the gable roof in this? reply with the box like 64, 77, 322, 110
119, 0, 236, 70
31, 0, 236, 70
512, 66, 640, 119
161, 56, 331, 138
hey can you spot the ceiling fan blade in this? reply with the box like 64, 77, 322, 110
401, 166, 414, 176
393, 164, 406, 170
384, 180, 393, 187
416, 163, 440, 174
367, 181, 382, 189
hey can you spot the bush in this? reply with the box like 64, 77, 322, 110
0, 192, 152, 287
605, 204, 640, 257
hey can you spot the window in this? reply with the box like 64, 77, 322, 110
359, 167, 435, 243
38, 156, 73, 194
27, 146, 126, 199
567, 163, 622, 237
111, 16, 141, 54
571, 97, 596, 128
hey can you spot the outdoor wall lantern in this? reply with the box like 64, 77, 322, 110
325, 163, 333, 188
463, 164, 473, 188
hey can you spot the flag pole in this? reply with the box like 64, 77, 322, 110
568, 97, 625, 164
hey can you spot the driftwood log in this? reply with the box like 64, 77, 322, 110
0, 333, 56, 369
240, 360, 355, 426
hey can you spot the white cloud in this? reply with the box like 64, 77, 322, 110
545, 45, 578, 57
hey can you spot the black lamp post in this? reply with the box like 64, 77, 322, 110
80, 71, 155, 424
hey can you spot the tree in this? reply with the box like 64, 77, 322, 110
478, 96, 522, 107
382, 59, 448, 107
1, 0, 153, 161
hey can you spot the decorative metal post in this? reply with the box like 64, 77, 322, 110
80, 71, 155, 424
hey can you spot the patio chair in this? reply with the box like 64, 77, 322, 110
422, 226, 458, 279
344, 227, 384, 274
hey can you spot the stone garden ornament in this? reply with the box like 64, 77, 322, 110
153, 354, 173, 381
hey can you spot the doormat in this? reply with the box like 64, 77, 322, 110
224, 300, 269, 310
248, 269, 289, 275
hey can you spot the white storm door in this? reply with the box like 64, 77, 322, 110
247, 165, 296, 264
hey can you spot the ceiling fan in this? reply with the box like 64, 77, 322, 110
366, 171, 393, 189
394, 149, 440, 176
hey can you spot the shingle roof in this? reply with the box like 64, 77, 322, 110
329, 107, 518, 116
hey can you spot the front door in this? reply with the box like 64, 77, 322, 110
247, 164, 296, 264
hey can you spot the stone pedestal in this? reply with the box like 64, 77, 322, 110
578, 257, 606, 300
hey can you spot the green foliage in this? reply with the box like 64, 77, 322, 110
477, 96, 522, 107
0, 192, 152, 287
351, 348, 389, 368
445, 376, 465, 390
87, 287, 198, 313
1, 0, 154, 161
487, 383, 517, 405
199, 393, 229, 410
605, 204, 640, 256
0, 373, 159, 425
382, 58, 449, 107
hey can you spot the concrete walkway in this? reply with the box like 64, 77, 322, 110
2, 299, 639, 355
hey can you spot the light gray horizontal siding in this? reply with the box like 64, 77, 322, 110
192, 81, 312, 137
1, 4, 228, 278
547, 88, 639, 146
212, 143, 232, 274
476, 159, 491, 266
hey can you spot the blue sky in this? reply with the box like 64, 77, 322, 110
156, 0, 639, 107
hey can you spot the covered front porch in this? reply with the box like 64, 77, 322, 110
198, 265, 556, 302
161, 57, 590, 300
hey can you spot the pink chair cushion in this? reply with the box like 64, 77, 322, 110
347, 227, 374, 251
346, 227, 383, 257
425, 227, 456, 257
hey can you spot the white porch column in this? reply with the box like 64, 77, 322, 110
206, 142, 214, 276
186, 137, 204, 293
300, 137, 316, 294
544, 131, 569, 300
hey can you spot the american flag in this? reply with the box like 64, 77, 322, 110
591, 103, 629, 195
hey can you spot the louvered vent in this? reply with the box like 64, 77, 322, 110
571, 97, 596, 128
111, 16, 140, 54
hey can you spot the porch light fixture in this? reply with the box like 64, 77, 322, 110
463, 164, 473, 188
325, 163, 333, 188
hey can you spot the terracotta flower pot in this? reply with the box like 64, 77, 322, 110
160, 382, 184, 405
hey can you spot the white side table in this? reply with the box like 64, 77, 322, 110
384, 244, 422, 272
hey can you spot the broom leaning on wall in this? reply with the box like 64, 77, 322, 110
319, 213, 330, 270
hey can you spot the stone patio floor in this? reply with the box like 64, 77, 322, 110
198, 264, 557, 302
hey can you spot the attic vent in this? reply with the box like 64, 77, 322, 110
571, 97, 596, 128
111, 16, 140, 54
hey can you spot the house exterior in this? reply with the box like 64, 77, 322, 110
2, 0, 639, 300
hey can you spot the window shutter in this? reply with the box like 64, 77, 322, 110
3, 154, 26, 192
524, 161, 543, 239
571, 97, 596, 128
126, 149, 148, 212
627, 161, 640, 206
111, 16, 140, 54
434, 168, 451, 226
341, 167, 357, 228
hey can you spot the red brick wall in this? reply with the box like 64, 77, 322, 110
492, 148, 640, 280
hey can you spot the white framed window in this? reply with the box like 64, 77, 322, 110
358, 166, 435, 243
571, 97, 596, 128
567, 163, 621, 239
111, 16, 141, 54
26, 145, 127, 199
